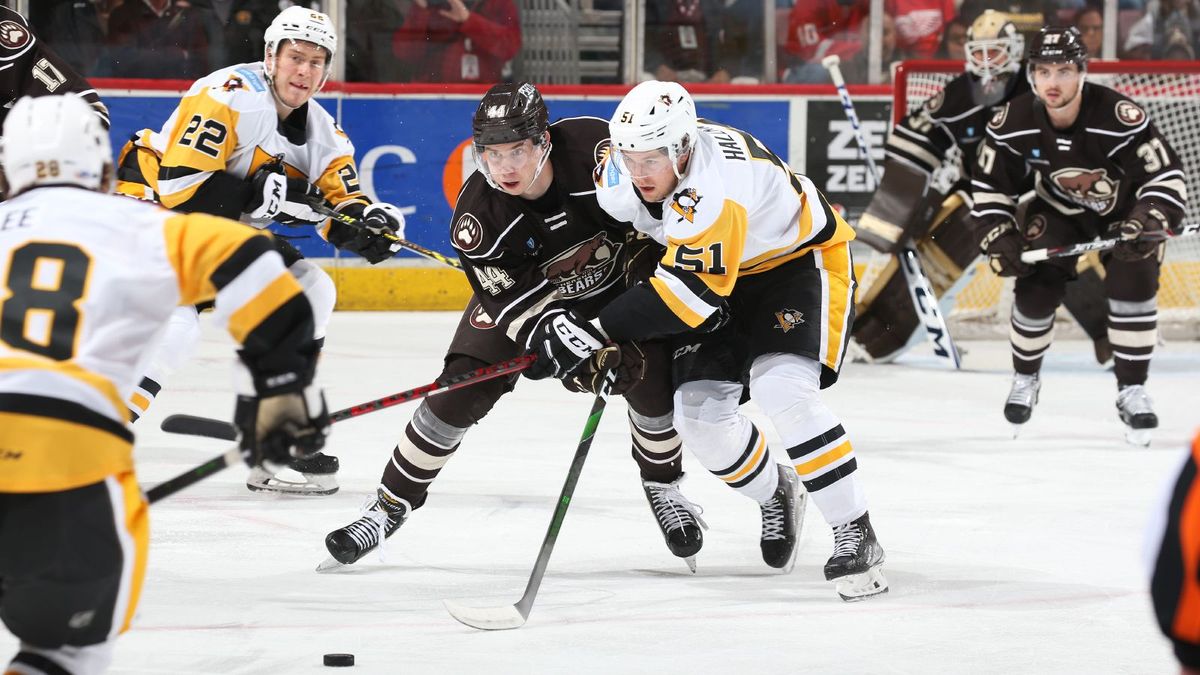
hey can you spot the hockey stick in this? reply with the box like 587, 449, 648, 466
443, 354, 618, 631
1021, 223, 1200, 262
822, 54, 963, 369
308, 200, 463, 270
147, 355, 536, 502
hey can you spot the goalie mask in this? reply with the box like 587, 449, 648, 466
1026, 26, 1088, 104
609, 80, 697, 181
965, 10, 1024, 106
1, 95, 112, 197
471, 82, 552, 192
264, 6, 338, 92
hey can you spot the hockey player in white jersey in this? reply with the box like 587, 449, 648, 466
0, 95, 329, 675
525, 81, 888, 601
113, 6, 406, 494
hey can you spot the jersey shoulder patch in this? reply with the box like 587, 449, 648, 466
1114, 99, 1146, 127
988, 103, 1010, 130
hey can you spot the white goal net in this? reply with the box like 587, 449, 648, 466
892, 59, 1200, 338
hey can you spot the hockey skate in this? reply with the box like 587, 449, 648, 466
824, 512, 888, 602
318, 488, 411, 572
1004, 372, 1040, 434
759, 464, 807, 573
643, 474, 707, 573
246, 452, 339, 496
1116, 384, 1158, 447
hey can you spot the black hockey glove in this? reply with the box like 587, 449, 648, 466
624, 231, 665, 287
524, 309, 609, 381
563, 342, 645, 395
1110, 205, 1169, 262
980, 219, 1032, 277
326, 203, 405, 264
246, 161, 328, 226
232, 358, 330, 469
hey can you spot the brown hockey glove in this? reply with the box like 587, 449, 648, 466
980, 220, 1032, 277
563, 342, 646, 395
1110, 205, 1169, 262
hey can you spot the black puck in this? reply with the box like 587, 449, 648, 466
323, 653, 354, 667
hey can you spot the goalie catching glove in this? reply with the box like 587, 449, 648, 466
245, 159, 328, 226
1110, 204, 1168, 262
524, 309, 608, 381
232, 355, 330, 470
326, 202, 406, 264
563, 341, 646, 395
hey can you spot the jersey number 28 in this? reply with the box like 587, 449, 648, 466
0, 243, 91, 361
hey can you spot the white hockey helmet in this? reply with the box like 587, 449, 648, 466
965, 11, 1024, 84
609, 80, 697, 178
1, 95, 112, 196
264, 6, 337, 85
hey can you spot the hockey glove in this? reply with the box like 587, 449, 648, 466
563, 342, 645, 395
232, 359, 330, 469
246, 161, 328, 226
326, 203, 405, 264
980, 219, 1031, 277
1110, 205, 1168, 262
524, 309, 608, 381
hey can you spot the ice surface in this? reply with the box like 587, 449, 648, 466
4, 312, 1195, 673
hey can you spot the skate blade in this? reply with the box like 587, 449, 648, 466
1010, 424, 1024, 440
683, 556, 697, 574
315, 556, 345, 573
778, 475, 808, 575
833, 565, 889, 602
1125, 428, 1153, 447
246, 472, 339, 496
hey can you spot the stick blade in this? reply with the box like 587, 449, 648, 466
160, 414, 238, 441
442, 599, 528, 631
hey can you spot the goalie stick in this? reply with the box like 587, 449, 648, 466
147, 355, 536, 502
822, 54, 963, 369
1021, 223, 1200, 262
443, 355, 618, 631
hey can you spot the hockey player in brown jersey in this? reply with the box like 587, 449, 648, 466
970, 26, 1185, 445
526, 81, 885, 601
0, 95, 329, 675
854, 11, 1113, 366
322, 82, 711, 572
112, 6, 406, 495
0, 7, 108, 131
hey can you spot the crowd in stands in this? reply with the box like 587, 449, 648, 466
23, 0, 1200, 85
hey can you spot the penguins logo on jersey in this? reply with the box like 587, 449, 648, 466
774, 309, 804, 333
0, 21, 29, 50
1115, 100, 1146, 126
1050, 167, 1119, 214
454, 213, 484, 252
670, 188, 702, 223
221, 75, 246, 92
543, 232, 623, 299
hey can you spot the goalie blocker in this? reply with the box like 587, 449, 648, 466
852, 156, 1111, 363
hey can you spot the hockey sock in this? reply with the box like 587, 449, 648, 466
1108, 298, 1156, 387
674, 380, 778, 503
628, 409, 682, 483
1010, 306, 1055, 375
380, 402, 467, 506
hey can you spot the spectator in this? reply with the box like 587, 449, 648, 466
710, 0, 766, 83
37, 0, 107, 76
346, 0, 406, 82
1155, 0, 1200, 59
839, 11, 897, 83
211, 0, 276, 66
643, 0, 726, 83
392, 0, 521, 84
784, 0, 869, 69
104, 0, 225, 79
1074, 5, 1103, 57
892, 0, 955, 57
935, 15, 969, 59
1122, 11, 1154, 58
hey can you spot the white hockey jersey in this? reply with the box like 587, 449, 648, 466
0, 187, 306, 492
595, 120, 855, 329
121, 62, 367, 223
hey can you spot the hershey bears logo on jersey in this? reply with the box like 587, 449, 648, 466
542, 232, 622, 299
988, 104, 1009, 130
1050, 167, 1120, 214
926, 90, 945, 114
468, 303, 497, 330
670, 188, 702, 223
1024, 213, 1048, 241
0, 21, 29, 50
454, 213, 484, 252
1115, 100, 1146, 126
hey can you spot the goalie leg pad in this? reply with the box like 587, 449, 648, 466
856, 156, 935, 254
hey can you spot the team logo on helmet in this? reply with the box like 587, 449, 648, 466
774, 309, 804, 333
543, 233, 623, 299
670, 188, 702, 223
0, 21, 29, 50
454, 213, 484, 252
468, 303, 496, 330
1115, 100, 1146, 127
1050, 167, 1120, 214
